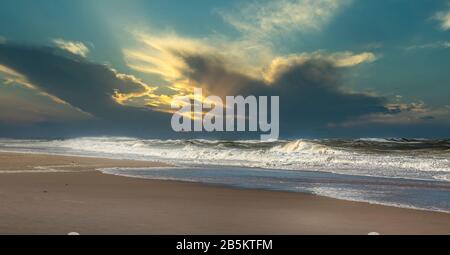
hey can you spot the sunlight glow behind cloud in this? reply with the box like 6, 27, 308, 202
120, 29, 377, 119
434, 5, 450, 30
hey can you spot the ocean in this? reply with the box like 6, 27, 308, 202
1, 137, 449, 212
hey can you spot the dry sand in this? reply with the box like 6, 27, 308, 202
0, 152, 449, 235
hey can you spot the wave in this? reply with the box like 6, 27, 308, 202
0, 137, 449, 181
434, 174, 450, 182
270, 140, 342, 154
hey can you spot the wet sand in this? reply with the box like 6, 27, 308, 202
0, 152, 449, 234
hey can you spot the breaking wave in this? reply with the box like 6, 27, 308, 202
0, 137, 449, 181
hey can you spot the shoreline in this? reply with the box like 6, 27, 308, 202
98, 166, 450, 215
1, 152, 450, 234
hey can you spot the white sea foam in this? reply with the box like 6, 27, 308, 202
0, 137, 449, 181
434, 174, 450, 181
311, 186, 448, 213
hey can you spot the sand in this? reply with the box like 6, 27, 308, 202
0, 152, 449, 235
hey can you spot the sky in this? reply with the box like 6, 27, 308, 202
0, 0, 449, 139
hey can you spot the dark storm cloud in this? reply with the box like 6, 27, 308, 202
0, 42, 171, 137
0, 41, 447, 138
0, 43, 143, 115
181, 54, 390, 136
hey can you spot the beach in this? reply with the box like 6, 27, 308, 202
0, 152, 450, 235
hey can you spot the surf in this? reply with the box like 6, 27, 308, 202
0, 137, 449, 181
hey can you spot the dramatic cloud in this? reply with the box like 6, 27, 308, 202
120, 29, 450, 137
0, 42, 171, 137
53, 39, 90, 57
178, 53, 389, 134
123, 32, 377, 99
0, 40, 390, 137
0, 30, 448, 138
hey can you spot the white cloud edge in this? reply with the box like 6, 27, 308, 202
53, 38, 90, 57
